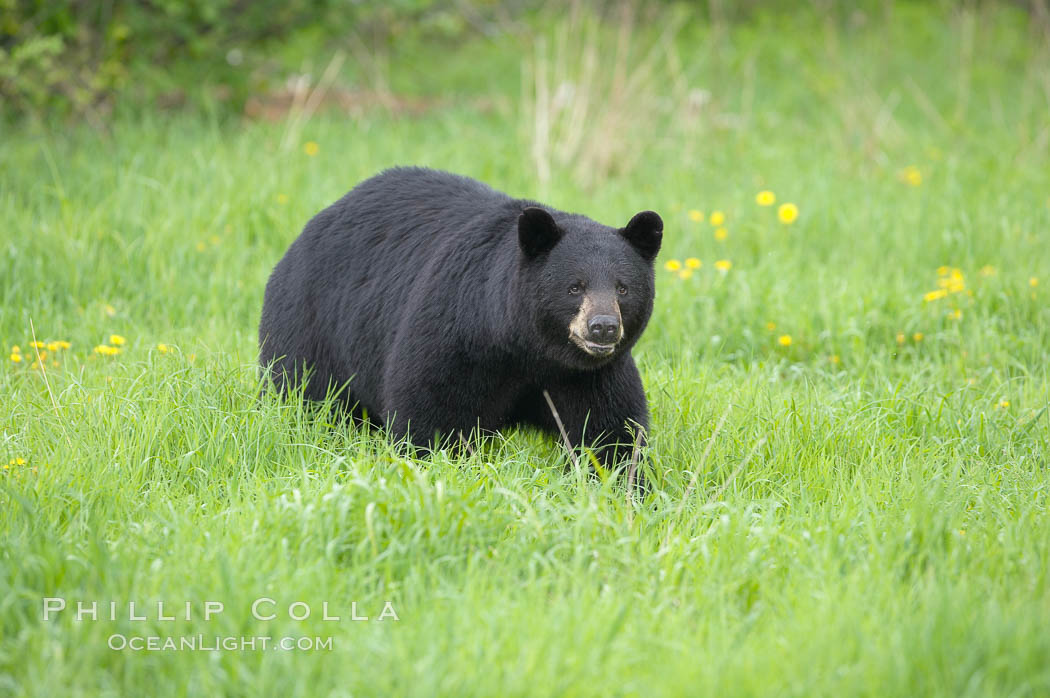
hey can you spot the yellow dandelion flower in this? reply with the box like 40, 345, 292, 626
678, 268, 694, 280
94, 345, 121, 356
709, 211, 725, 226
30, 341, 46, 349
948, 308, 962, 320
766, 322, 776, 331
209, 235, 221, 246
912, 332, 924, 342
11, 345, 19, 353
896, 333, 906, 345
829, 354, 841, 364
900, 165, 922, 187
664, 259, 682, 272
37, 350, 47, 361
195, 241, 207, 252
777, 203, 799, 224
1030, 277, 1039, 287
714, 259, 732, 272
157, 343, 170, 353
685, 257, 702, 269
10, 458, 25, 466
936, 266, 951, 276
755, 190, 775, 206
979, 265, 997, 277
277, 193, 289, 205
924, 289, 948, 302
57, 341, 71, 349
997, 400, 1010, 409
714, 227, 728, 241
303, 141, 320, 157
104, 304, 117, 317
9, 353, 21, 363
688, 209, 703, 223
109, 334, 126, 346
777, 335, 792, 346
937, 272, 965, 293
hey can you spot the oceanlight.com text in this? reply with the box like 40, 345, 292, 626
107, 634, 334, 652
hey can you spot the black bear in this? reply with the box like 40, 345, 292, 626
259, 167, 662, 484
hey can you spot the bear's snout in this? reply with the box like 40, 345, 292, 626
568, 294, 624, 357
588, 315, 620, 344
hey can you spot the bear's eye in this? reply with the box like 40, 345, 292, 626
617, 283, 628, 296
568, 283, 582, 295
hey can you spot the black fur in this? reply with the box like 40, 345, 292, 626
259, 167, 661, 483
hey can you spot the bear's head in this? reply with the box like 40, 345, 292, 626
517, 206, 662, 370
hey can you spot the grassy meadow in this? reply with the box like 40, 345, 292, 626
2, 3, 1050, 696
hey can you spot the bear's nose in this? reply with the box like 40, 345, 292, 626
587, 315, 620, 343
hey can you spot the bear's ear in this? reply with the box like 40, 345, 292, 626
518, 207, 562, 258
621, 210, 663, 261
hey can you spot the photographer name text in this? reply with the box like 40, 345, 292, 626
42, 597, 399, 622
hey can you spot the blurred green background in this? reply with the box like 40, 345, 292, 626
2, 0, 557, 118
8, 0, 1046, 121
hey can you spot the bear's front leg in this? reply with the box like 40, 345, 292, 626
380, 343, 509, 453
541, 357, 650, 488
382, 401, 445, 452
381, 378, 473, 453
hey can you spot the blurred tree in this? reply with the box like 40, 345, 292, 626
0, 0, 509, 118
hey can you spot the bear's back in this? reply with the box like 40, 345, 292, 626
312, 167, 514, 273
260, 167, 524, 409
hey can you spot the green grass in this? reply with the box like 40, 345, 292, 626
3, 3, 1050, 696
